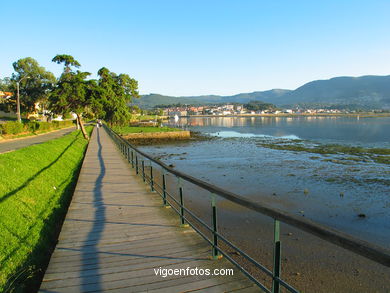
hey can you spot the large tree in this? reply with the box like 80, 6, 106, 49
97, 67, 139, 125
11, 57, 56, 116
49, 55, 92, 139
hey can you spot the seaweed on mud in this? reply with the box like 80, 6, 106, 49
257, 140, 390, 165
324, 175, 389, 187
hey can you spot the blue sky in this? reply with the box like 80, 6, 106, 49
1, 0, 390, 96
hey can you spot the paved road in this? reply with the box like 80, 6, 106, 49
0, 127, 76, 154
39, 127, 256, 293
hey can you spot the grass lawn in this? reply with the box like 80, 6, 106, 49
0, 127, 92, 292
112, 125, 182, 135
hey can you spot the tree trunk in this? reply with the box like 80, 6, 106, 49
76, 117, 80, 130
76, 114, 89, 140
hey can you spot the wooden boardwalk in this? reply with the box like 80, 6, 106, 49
39, 127, 257, 293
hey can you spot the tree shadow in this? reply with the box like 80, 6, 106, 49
1, 144, 86, 293
0, 132, 81, 205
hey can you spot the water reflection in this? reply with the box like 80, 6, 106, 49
168, 116, 390, 147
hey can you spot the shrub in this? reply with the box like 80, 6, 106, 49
37, 122, 51, 131
0, 120, 75, 136
0, 122, 25, 135
26, 122, 40, 132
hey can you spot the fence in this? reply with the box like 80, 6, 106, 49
104, 125, 390, 293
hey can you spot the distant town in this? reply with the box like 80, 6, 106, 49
160, 103, 387, 117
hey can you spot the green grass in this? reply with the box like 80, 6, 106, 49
131, 115, 162, 121
112, 125, 182, 135
0, 127, 92, 292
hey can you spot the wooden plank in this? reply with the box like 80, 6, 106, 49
110, 275, 252, 293
227, 285, 263, 292
43, 248, 210, 275
46, 242, 210, 267
41, 259, 225, 289
50, 233, 205, 259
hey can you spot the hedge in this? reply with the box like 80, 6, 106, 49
0, 120, 74, 135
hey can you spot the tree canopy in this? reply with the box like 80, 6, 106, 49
244, 100, 276, 111
97, 67, 139, 125
0, 77, 12, 92
49, 54, 140, 138
2, 54, 141, 139
52, 55, 81, 73
49, 55, 93, 139
11, 57, 56, 114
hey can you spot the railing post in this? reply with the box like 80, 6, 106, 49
178, 178, 188, 227
142, 160, 145, 182
131, 151, 134, 168
135, 155, 139, 174
162, 172, 168, 206
211, 193, 221, 259
272, 219, 281, 293
150, 161, 154, 191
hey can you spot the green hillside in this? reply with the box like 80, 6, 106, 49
133, 89, 290, 108
134, 75, 390, 109
276, 75, 390, 108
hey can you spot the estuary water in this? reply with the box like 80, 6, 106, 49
140, 116, 390, 248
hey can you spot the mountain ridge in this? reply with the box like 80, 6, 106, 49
134, 75, 390, 109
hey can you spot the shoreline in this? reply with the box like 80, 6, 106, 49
134, 116, 390, 291
179, 113, 390, 118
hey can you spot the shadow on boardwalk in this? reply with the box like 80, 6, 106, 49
39, 127, 256, 292
81, 128, 106, 292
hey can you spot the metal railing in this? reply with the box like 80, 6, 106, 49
104, 125, 390, 293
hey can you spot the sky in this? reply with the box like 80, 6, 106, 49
1, 0, 390, 96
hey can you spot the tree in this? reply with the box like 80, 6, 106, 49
97, 67, 139, 125
52, 55, 81, 73
0, 78, 13, 113
0, 77, 12, 91
11, 57, 56, 116
245, 100, 276, 112
49, 55, 91, 139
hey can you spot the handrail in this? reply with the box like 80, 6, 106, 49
105, 125, 390, 268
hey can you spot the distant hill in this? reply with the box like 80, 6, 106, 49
133, 89, 290, 108
134, 75, 390, 109
274, 75, 390, 108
